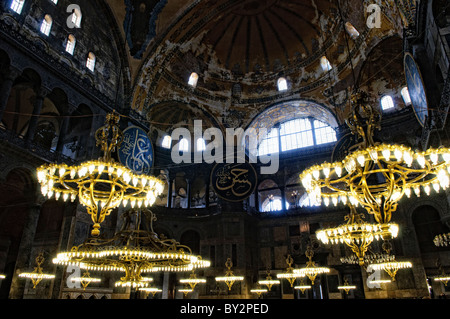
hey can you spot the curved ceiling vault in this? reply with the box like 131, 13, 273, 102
103, 0, 407, 135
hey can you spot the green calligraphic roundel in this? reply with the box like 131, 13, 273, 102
210, 160, 257, 202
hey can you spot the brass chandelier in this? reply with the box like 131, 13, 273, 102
258, 270, 280, 291
276, 254, 305, 287
36, 111, 164, 237
300, 92, 450, 262
294, 245, 330, 284
434, 232, 450, 247
19, 252, 55, 289
316, 205, 399, 266
215, 258, 244, 291
53, 209, 210, 288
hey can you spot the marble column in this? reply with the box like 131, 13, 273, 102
167, 176, 174, 208
0, 67, 20, 123
8, 204, 42, 299
186, 178, 191, 209
25, 87, 49, 145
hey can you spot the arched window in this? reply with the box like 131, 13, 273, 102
196, 138, 206, 151
258, 128, 279, 156
188, 72, 198, 87
380, 95, 395, 111
258, 118, 336, 155
277, 77, 288, 91
40, 14, 52, 36
313, 120, 337, 145
10, 0, 24, 14
179, 138, 189, 152
320, 56, 332, 72
65, 34, 76, 55
71, 7, 82, 28
279, 118, 314, 151
51, 0, 58, 4
261, 195, 290, 212
401, 87, 411, 106
345, 22, 360, 39
161, 135, 171, 149
299, 193, 320, 207
86, 52, 96, 72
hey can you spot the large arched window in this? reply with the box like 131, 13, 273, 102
258, 118, 336, 155
196, 138, 206, 151
244, 100, 338, 157
261, 195, 289, 212
161, 135, 171, 149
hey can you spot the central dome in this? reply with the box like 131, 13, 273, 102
198, 0, 339, 75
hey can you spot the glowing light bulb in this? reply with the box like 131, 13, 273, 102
382, 149, 390, 161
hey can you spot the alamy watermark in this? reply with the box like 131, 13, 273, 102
169, 120, 278, 174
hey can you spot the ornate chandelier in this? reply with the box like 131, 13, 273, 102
215, 258, 244, 291
257, 270, 280, 291
294, 278, 311, 293
180, 270, 207, 290
368, 260, 413, 281
250, 287, 268, 297
53, 209, 210, 288
294, 245, 330, 284
36, 112, 164, 237
71, 270, 102, 290
139, 287, 162, 297
316, 205, 399, 265
300, 92, 450, 227
340, 249, 395, 266
337, 278, 356, 294
276, 254, 305, 287
19, 252, 55, 289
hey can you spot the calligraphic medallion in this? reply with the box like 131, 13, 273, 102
118, 126, 154, 175
404, 52, 429, 127
210, 160, 257, 202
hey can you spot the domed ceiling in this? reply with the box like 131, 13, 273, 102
105, 0, 409, 134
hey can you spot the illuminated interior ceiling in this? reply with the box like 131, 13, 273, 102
105, 0, 408, 134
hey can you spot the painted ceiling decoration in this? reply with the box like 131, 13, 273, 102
123, 0, 168, 59
103, 0, 409, 137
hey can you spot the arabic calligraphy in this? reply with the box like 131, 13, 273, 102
118, 126, 153, 174
404, 53, 428, 127
211, 162, 257, 201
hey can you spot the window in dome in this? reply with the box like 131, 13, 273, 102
345, 22, 360, 39
277, 77, 288, 91
279, 118, 314, 151
188, 72, 198, 87
401, 87, 411, 106
40, 15, 52, 36
71, 7, 82, 28
380, 95, 395, 111
51, 0, 58, 4
258, 128, 279, 156
179, 138, 189, 152
161, 135, 172, 149
65, 34, 76, 55
320, 56, 332, 72
10, 0, 24, 14
86, 52, 96, 72
313, 120, 337, 145
196, 138, 206, 151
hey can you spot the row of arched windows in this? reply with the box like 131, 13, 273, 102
10, 0, 95, 72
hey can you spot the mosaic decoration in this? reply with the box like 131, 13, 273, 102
123, 0, 168, 59
118, 126, 154, 174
